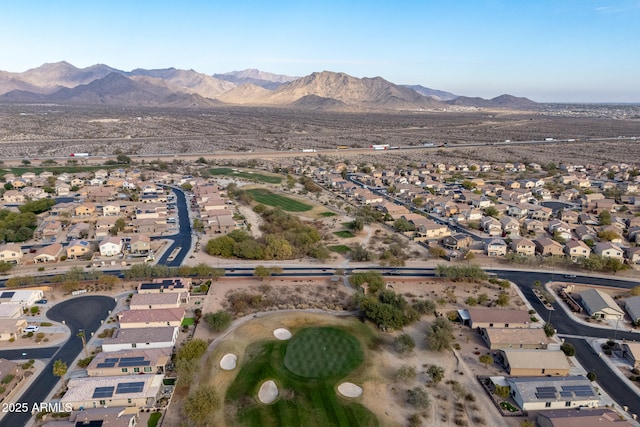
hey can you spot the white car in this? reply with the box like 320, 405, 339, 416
24, 325, 39, 333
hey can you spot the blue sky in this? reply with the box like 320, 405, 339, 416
2, 0, 639, 102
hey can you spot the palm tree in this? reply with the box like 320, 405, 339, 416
53, 359, 67, 378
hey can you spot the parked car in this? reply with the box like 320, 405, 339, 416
35, 299, 48, 304
563, 274, 577, 279
24, 325, 39, 333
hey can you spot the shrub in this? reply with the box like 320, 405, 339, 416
204, 310, 232, 332
396, 365, 417, 381
407, 387, 430, 409
561, 342, 576, 356
394, 333, 416, 354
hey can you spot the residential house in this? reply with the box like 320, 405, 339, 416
0, 289, 44, 307
467, 309, 531, 329
442, 233, 473, 250
102, 202, 121, 216
129, 235, 151, 256
621, 342, 640, 368
102, 326, 179, 352
0, 244, 23, 265
99, 236, 123, 257
95, 216, 118, 238
33, 243, 64, 263
534, 238, 565, 257
626, 247, 640, 264
505, 376, 599, 411
564, 239, 591, 261
35, 219, 63, 240
2, 190, 25, 204
593, 242, 624, 261
537, 408, 634, 427
575, 225, 597, 242
60, 374, 164, 410
501, 350, 570, 376
500, 217, 521, 237
117, 308, 185, 329
41, 407, 138, 427
486, 239, 508, 257
0, 318, 28, 341
129, 292, 186, 310
481, 216, 502, 237
66, 222, 91, 240
86, 348, 172, 376
579, 289, 624, 320
75, 202, 97, 217
55, 182, 71, 196
511, 238, 536, 256
548, 220, 572, 241
523, 219, 545, 234
623, 296, 640, 324
480, 328, 547, 350
137, 278, 191, 294
559, 210, 580, 224
66, 239, 92, 259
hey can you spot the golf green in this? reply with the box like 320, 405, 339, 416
284, 327, 363, 378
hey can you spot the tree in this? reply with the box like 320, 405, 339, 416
53, 359, 67, 377
631, 286, 640, 296
484, 206, 499, 218
597, 230, 620, 241
0, 261, 13, 274
116, 154, 131, 164
184, 384, 219, 426
393, 218, 415, 232
394, 333, 416, 354
543, 322, 555, 337
479, 353, 494, 368
426, 318, 455, 352
181, 183, 193, 192
586, 371, 597, 382
205, 236, 235, 258
204, 310, 232, 332
407, 387, 430, 409
351, 244, 373, 262
192, 218, 205, 233
465, 296, 478, 306
253, 265, 281, 281
176, 339, 208, 361
561, 342, 576, 356
427, 365, 445, 384
598, 210, 612, 225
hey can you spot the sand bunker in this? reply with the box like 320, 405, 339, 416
258, 380, 278, 404
273, 328, 292, 340
337, 382, 363, 398
220, 353, 237, 370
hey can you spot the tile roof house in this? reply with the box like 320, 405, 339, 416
481, 328, 547, 350
501, 350, 571, 376
102, 326, 179, 352
129, 292, 186, 309
33, 243, 64, 263
505, 375, 599, 411
99, 237, 123, 257
511, 238, 536, 256
467, 309, 531, 329
486, 239, 508, 257
0, 244, 23, 265
117, 308, 185, 329
86, 347, 172, 377
564, 239, 591, 261
623, 296, 640, 324
593, 242, 624, 261
534, 238, 565, 257
579, 289, 624, 320
66, 239, 92, 259
536, 408, 634, 427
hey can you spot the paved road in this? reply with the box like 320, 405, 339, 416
0, 295, 116, 427
153, 186, 192, 267
496, 270, 640, 416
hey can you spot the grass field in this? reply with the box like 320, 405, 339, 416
333, 230, 355, 238
329, 245, 351, 254
209, 167, 282, 184
320, 212, 337, 217
147, 412, 162, 427
181, 317, 194, 326
225, 326, 376, 427
247, 189, 312, 212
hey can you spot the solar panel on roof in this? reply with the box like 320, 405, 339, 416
536, 387, 557, 393
535, 392, 557, 399
96, 362, 116, 368
559, 391, 573, 398
121, 356, 145, 362
104, 358, 119, 363
574, 391, 595, 397
115, 381, 145, 394
92, 386, 114, 399
0, 291, 15, 298
561, 385, 592, 391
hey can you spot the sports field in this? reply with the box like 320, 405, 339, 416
225, 327, 376, 427
247, 189, 312, 212
209, 167, 282, 184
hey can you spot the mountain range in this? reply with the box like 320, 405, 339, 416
0, 61, 537, 111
